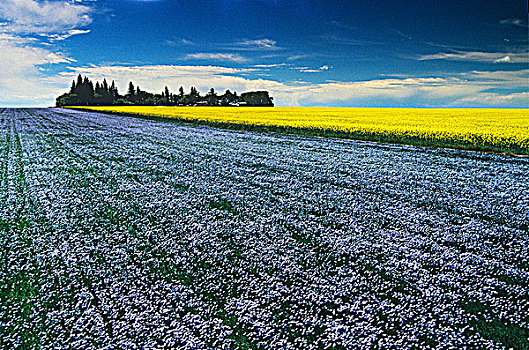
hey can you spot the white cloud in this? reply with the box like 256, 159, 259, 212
253, 63, 289, 68
493, 56, 511, 63
0, 0, 92, 34
453, 92, 529, 106
49, 65, 259, 96
0, 36, 73, 106
62, 65, 252, 80
271, 77, 481, 106
42, 29, 91, 41
165, 38, 194, 46
0, 32, 37, 45
0, 37, 72, 75
500, 18, 529, 28
185, 53, 249, 63
298, 65, 330, 73
0, 0, 93, 106
235, 39, 280, 50
47, 65, 529, 108
418, 51, 529, 63
288, 54, 310, 61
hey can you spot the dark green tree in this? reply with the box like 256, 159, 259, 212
127, 82, 135, 96
220, 89, 237, 105
205, 87, 219, 105
240, 91, 274, 106
76, 74, 83, 92
76, 76, 94, 104
110, 81, 118, 98
56, 75, 274, 107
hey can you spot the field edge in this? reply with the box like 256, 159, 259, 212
63, 107, 529, 157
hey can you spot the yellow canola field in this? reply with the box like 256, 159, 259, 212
72, 107, 529, 153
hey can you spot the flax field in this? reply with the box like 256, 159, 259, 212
73, 106, 529, 155
1, 108, 528, 349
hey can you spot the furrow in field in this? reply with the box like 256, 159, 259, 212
3, 108, 527, 349
42, 109, 529, 288
24, 111, 133, 343
78, 110, 527, 343
0, 110, 9, 204
47, 110, 527, 238
0, 109, 49, 349
67, 109, 528, 235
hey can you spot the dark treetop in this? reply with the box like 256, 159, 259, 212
56, 75, 274, 107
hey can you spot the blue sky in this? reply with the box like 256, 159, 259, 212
0, 0, 527, 107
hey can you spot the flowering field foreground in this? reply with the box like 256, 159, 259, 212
71, 106, 529, 155
1, 108, 528, 349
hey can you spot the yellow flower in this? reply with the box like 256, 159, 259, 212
70, 106, 529, 154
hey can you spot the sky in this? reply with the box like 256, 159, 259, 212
0, 0, 527, 107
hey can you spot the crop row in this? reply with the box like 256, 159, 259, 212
0, 108, 528, 349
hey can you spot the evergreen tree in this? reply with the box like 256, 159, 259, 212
187, 87, 200, 105
89, 80, 95, 101
76, 76, 94, 104
110, 81, 118, 97
76, 74, 83, 92
56, 75, 273, 107
127, 82, 135, 96
206, 87, 218, 105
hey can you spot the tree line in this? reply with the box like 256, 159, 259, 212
56, 75, 274, 107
